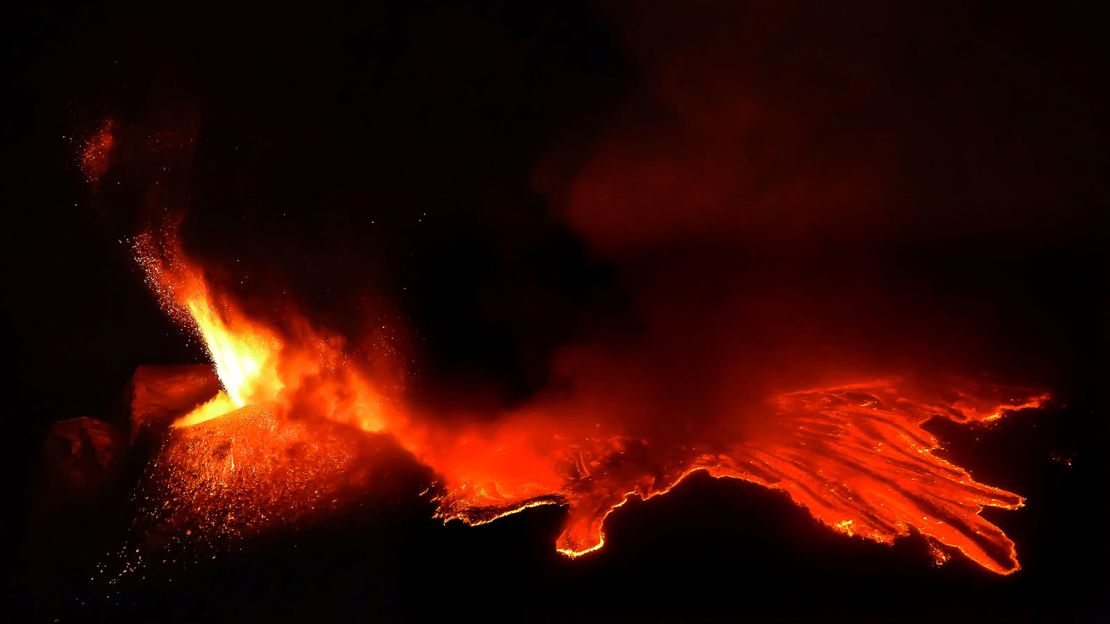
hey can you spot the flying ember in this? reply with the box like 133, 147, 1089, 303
79, 118, 114, 184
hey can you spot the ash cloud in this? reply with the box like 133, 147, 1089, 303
512, 0, 1107, 433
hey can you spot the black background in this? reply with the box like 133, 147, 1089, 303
3, 1, 1107, 621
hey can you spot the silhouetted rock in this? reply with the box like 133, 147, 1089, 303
40, 416, 124, 497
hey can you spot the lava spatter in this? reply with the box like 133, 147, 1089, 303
79, 118, 114, 184
143, 403, 377, 543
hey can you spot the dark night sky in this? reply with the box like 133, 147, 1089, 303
2, 1, 1108, 621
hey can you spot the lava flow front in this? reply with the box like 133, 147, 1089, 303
130, 221, 1045, 575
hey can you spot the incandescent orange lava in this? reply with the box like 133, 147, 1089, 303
132, 223, 1046, 575
135, 225, 398, 434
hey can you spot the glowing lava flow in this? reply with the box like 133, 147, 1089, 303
422, 380, 1045, 574
133, 225, 1045, 575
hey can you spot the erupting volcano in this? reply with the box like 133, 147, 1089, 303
12, 3, 1109, 621
126, 210, 1045, 575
